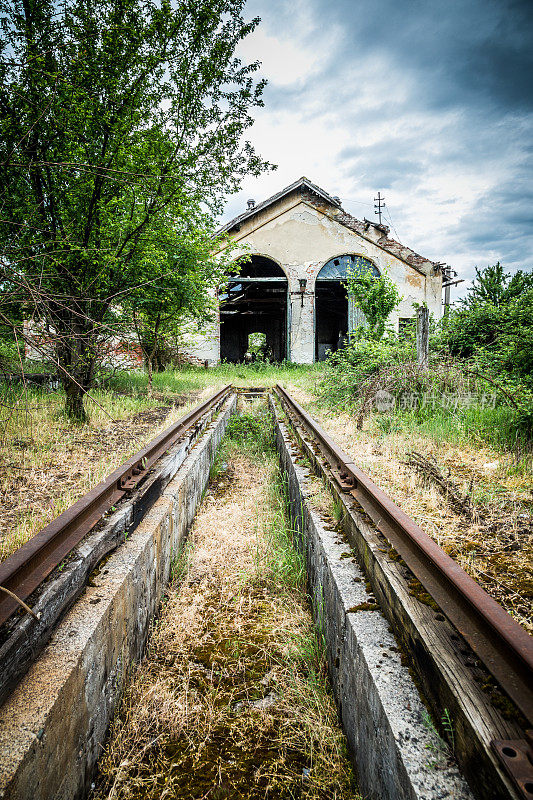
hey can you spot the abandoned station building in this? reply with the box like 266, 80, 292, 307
183, 178, 443, 365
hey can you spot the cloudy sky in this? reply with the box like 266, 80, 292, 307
222, 0, 533, 297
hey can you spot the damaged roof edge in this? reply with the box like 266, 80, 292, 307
216, 176, 342, 236
216, 176, 440, 277
330, 209, 437, 276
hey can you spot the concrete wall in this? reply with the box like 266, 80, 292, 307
182, 198, 442, 364
177, 294, 220, 365
0, 397, 235, 800
273, 404, 472, 800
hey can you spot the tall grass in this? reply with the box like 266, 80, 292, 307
372, 402, 527, 452
107, 362, 322, 395
0, 385, 186, 561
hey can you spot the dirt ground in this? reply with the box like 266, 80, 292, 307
92, 424, 357, 800
286, 384, 533, 634
0, 388, 208, 562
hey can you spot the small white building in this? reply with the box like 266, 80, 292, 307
182, 177, 443, 364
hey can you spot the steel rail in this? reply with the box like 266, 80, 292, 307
0, 384, 232, 627
274, 384, 533, 728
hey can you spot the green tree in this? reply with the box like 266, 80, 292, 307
344, 262, 402, 340
442, 263, 533, 386
124, 208, 231, 391
462, 262, 533, 308
0, 0, 272, 419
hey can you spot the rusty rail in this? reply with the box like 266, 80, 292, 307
0, 384, 232, 628
274, 384, 533, 731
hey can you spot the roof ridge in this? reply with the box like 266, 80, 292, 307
216, 176, 342, 235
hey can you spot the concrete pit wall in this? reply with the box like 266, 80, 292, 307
0, 395, 236, 800
273, 403, 473, 800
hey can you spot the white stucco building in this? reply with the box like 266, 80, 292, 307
182, 177, 443, 364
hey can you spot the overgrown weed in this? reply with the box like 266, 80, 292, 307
107, 362, 321, 396
93, 400, 358, 799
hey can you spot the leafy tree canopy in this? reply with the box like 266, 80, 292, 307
0, 0, 273, 418
442, 263, 533, 386
461, 262, 533, 308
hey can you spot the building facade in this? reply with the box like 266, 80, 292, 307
181, 177, 443, 365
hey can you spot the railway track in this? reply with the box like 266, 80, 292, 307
0, 383, 532, 799
0, 384, 231, 628
0, 385, 232, 703
273, 384, 533, 800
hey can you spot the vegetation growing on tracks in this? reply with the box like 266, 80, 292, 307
288, 380, 533, 632
0, 386, 200, 561
104, 358, 533, 633
92, 402, 358, 800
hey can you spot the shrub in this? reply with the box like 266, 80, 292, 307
439, 265, 533, 387
321, 335, 414, 407
344, 264, 402, 340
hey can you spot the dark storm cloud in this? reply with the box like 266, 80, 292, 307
232, 0, 533, 284
459, 179, 533, 252
339, 143, 421, 190
321, 0, 533, 113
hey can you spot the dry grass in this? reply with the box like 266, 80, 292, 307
285, 383, 533, 634
92, 409, 357, 800
0, 387, 212, 561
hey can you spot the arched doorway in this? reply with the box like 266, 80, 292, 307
315, 255, 379, 361
220, 255, 288, 362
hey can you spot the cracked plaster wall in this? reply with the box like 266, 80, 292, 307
181, 200, 442, 365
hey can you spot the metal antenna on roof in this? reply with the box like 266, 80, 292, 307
374, 192, 385, 224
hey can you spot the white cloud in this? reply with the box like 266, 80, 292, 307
223, 0, 533, 296
237, 29, 320, 87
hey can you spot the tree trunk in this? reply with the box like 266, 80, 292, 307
55, 311, 98, 423
147, 354, 154, 396
64, 380, 88, 422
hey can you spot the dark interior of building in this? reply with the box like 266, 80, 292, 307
315, 281, 348, 361
220, 256, 288, 362
314, 254, 379, 361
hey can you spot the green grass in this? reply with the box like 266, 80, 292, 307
218, 403, 305, 593
0, 383, 157, 444
370, 402, 526, 453
106, 362, 322, 396
93, 397, 359, 800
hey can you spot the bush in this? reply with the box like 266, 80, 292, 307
226, 411, 272, 452
321, 332, 533, 445
439, 266, 533, 387
321, 335, 414, 406
344, 264, 402, 340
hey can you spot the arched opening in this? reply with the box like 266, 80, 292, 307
220, 255, 288, 362
247, 332, 267, 361
315, 255, 379, 361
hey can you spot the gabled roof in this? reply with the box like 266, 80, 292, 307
332, 211, 437, 275
217, 176, 342, 235
218, 177, 439, 276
